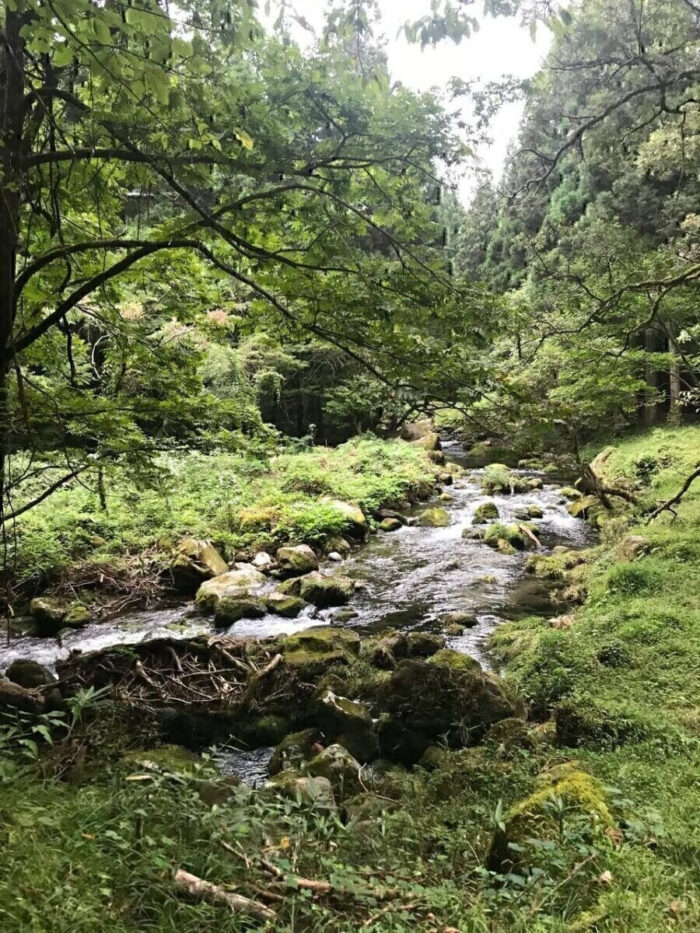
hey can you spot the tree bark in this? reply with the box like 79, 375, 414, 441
668, 332, 682, 426
0, 5, 27, 570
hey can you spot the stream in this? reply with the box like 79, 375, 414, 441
0, 442, 593, 677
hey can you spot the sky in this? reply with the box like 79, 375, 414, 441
262, 1, 551, 203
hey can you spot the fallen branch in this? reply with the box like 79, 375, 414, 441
174, 869, 277, 923
518, 524, 542, 549
646, 466, 700, 524
259, 857, 334, 895
240, 653, 284, 710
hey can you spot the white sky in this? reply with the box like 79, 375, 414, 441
263, 1, 551, 203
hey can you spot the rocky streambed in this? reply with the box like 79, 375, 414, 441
0, 442, 592, 674
0, 442, 596, 798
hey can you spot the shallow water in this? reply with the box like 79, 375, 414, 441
0, 442, 592, 673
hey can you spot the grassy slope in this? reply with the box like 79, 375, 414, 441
12, 436, 436, 585
1, 426, 699, 931
491, 424, 700, 930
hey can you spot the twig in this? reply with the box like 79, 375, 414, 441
362, 901, 419, 928
173, 869, 277, 923
647, 466, 700, 523
259, 857, 334, 895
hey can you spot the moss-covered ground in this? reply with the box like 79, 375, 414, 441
11, 435, 436, 586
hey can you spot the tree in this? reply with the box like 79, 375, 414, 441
0, 0, 479, 557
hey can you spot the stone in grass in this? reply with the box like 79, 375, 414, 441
487, 763, 614, 873
266, 772, 336, 812
195, 565, 266, 614
299, 572, 354, 608
307, 744, 362, 800
321, 499, 368, 540
473, 501, 499, 524
268, 727, 322, 776
276, 544, 318, 577
265, 592, 305, 618
5, 658, 54, 688
418, 507, 451, 528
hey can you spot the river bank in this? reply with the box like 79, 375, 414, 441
1, 425, 698, 931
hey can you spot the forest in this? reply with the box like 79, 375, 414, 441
0, 0, 698, 929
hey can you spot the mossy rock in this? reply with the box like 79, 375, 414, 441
281, 627, 360, 678
170, 538, 229, 594
380, 517, 402, 532
307, 744, 362, 800
418, 745, 449, 771
276, 544, 319, 576
559, 486, 582, 500
277, 576, 303, 597
410, 432, 440, 451
265, 772, 336, 811
487, 763, 614, 873
377, 658, 520, 765
483, 523, 527, 551
418, 507, 450, 528
480, 465, 529, 495
324, 536, 352, 557
122, 744, 208, 777
299, 572, 354, 608
406, 631, 444, 657
213, 595, 266, 626
429, 648, 481, 672
567, 495, 601, 519
245, 715, 290, 746
526, 477, 544, 490
195, 565, 266, 614
29, 597, 67, 635
5, 658, 54, 688
473, 501, 499, 524
312, 689, 377, 762
343, 791, 399, 823
527, 505, 544, 519
268, 728, 322, 776
321, 499, 368, 539
265, 592, 305, 618
482, 717, 534, 758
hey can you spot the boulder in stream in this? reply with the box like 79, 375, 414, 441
29, 597, 68, 635
299, 571, 354, 607
473, 501, 499, 524
265, 591, 305, 618
169, 537, 229, 594
213, 595, 267, 626
312, 689, 378, 762
268, 727, 322, 776
418, 507, 450, 528
195, 564, 266, 614
276, 544, 318, 576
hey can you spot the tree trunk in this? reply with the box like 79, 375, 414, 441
668, 332, 682, 426
643, 328, 661, 427
0, 5, 26, 579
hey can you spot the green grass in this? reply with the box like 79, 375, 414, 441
11, 436, 436, 585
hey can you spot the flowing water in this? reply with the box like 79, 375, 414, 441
0, 442, 592, 674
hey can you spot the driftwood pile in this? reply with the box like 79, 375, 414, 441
55, 636, 289, 715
